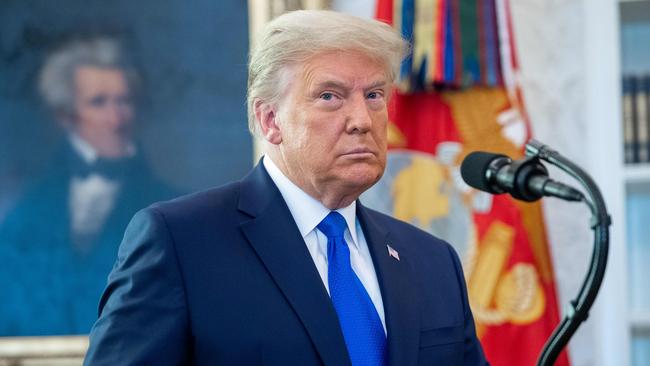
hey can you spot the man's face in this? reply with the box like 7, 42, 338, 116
72, 66, 134, 158
274, 51, 390, 207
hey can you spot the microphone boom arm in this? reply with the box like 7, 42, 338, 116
525, 139, 611, 366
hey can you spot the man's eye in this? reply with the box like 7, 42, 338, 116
367, 91, 381, 99
89, 96, 107, 107
320, 92, 334, 101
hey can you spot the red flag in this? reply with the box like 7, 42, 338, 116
365, 1, 571, 365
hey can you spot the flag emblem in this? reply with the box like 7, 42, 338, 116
387, 245, 400, 261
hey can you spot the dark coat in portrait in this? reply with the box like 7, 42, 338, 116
0, 143, 177, 336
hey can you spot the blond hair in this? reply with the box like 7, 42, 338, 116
247, 10, 407, 135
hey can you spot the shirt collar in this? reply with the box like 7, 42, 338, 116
69, 132, 98, 164
263, 155, 360, 248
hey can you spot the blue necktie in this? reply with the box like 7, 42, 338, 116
317, 212, 387, 366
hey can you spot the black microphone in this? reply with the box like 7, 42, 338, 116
460, 151, 584, 202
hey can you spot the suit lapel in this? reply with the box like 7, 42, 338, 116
357, 203, 420, 366
238, 164, 351, 366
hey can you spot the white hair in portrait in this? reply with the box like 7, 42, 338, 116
38, 37, 139, 119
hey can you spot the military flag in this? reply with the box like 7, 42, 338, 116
362, 1, 570, 365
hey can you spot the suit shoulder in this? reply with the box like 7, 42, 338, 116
146, 180, 241, 223
362, 206, 457, 255
362, 206, 440, 240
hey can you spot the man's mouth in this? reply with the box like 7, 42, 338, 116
341, 148, 376, 158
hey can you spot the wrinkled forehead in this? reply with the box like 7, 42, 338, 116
287, 50, 392, 93
73, 66, 130, 95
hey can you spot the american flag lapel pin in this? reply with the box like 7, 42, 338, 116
387, 244, 400, 261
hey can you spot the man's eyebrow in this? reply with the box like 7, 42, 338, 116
312, 80, 388, 92
313, 80, 351, 91
364, 80, 388, 91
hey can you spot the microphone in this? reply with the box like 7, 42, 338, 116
460, 151, 584, 202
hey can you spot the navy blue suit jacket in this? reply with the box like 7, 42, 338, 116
85, 163, 488, 365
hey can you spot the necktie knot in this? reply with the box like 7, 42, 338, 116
72, 156, 135, 179
317, 211, 347, 239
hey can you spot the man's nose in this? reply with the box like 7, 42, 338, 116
346, 95, 372, 133
106, 101, 132, 127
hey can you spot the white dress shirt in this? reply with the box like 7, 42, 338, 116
263, 156, 386, 333
68, 133, 123, 237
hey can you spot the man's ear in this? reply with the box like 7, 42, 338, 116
254, 100, 282, 145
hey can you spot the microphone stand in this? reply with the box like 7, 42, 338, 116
524, 139, 611, 366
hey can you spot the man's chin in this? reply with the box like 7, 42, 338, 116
94, 139, 135, 158
339, 167, 384, 191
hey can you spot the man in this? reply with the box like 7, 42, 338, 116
85, 10, 488, 365
0, 37, 175, 335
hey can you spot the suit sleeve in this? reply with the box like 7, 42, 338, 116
84, 207, 190, 365
447, 244, 490, 366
